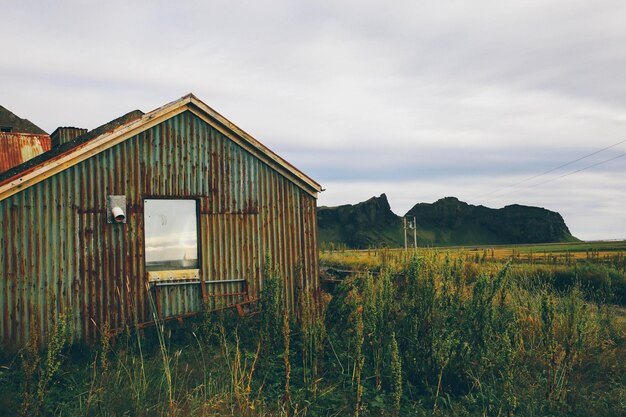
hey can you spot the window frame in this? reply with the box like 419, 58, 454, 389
142, 197, 202, 283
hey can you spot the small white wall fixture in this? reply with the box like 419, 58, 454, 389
106, 195, 127, 224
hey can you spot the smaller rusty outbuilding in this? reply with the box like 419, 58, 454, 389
0, 94, 322, 347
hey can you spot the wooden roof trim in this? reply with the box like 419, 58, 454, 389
187, 106, 319, 198
186, 95, 322, 193
0, 94, 322, 201
0, 102, 187, 201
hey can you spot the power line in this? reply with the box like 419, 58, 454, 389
471, 138, 626, 202
528, 152, 626, 187
472, 139, 626, 200
481, 151, 626, 204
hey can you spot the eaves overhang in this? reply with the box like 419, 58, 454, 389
0, 94, 322, 201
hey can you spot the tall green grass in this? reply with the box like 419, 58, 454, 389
0, 253, 623, 416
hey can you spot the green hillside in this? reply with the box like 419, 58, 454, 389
317, 194, 404, 248
317, 195, 579, 249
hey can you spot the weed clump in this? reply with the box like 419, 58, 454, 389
19, 313, 72, 417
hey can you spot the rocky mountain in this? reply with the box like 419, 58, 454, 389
317, 195, 578, 249
317, 194, 403, 249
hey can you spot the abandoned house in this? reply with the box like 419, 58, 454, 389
0, 94, 322, 347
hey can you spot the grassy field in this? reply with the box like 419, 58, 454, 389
321, 240, 626, 269
442, 240, 626, 262
1, 245, 625, 416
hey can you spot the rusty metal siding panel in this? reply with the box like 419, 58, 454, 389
157, 284, 202, 318
0, 133, 51, 172
0, 110, 319, 346
50, 127, 88, 148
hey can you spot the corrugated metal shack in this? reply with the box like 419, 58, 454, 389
0, 94, 322, 346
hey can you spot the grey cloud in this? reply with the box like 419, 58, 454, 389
1, 0, 625, 239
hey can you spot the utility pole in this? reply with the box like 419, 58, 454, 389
413, 216, 417, 251
403, 217, 408, 251
404, 216, 417, 251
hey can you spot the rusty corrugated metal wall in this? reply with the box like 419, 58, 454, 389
50, 127, 88, 147
0, 133, 51, 173
0, 110, 318, 346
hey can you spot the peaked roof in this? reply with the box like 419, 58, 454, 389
0, 94, 321, 201
0, 105, 47, 134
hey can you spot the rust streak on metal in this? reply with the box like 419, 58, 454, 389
0, 133, 51, 173
1, 107, 320, 347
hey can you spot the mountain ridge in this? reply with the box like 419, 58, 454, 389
317, 194, 579, 249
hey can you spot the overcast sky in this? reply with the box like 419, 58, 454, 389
2, 0, 625, 240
